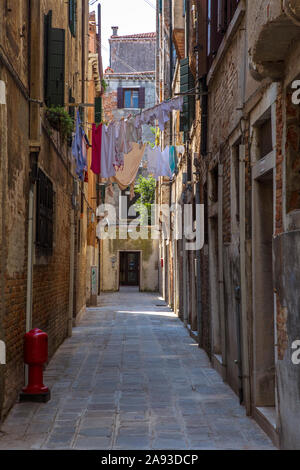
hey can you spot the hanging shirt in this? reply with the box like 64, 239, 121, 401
126, 117, 142, 147
72, 111, 87, 181
144, 145, 159, 176
100, 123, 116, 179
113, 120, 127, 170
155, 145, 172, 179
91, 123, 102, 175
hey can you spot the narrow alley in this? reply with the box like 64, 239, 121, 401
0, 290, 275, 450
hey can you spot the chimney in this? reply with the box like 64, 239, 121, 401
111, 26, 119, 36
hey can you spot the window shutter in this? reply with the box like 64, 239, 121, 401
198, 0, 208, 77
209, 0, 223, 62
44, 12, 65, 107
95, 97, 102, 124
139, 87, 145, 109
69, 0, 76, 37
180, 58, 195, 134
117, 87, 124, 108
180, 57, 189, 133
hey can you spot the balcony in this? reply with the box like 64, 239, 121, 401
249, 0, 300, 80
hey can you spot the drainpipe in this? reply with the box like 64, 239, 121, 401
195, 169, 202, 346
185, 0, 190, 58
239, 22, 251, 415
239, 142, 251, 414
235, 286, 243, 404
0, 79, 7, 420
68, 206, 76, 336
26, 184, 34, 333
218, 164, 227, 368
182, 186, 188, 327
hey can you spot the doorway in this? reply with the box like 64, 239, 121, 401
119, 252, 140, 287
253, 170, 275, 407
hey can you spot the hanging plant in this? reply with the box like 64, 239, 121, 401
45, 106, 74, 141
101, 78, 108, 92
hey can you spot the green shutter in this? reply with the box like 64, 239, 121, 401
180, 57, 195, 136
95, 97, 102, 124
69, 0, 77, 37
44, 12, 65, 107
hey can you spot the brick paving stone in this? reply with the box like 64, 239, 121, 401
0, 290, 276, 450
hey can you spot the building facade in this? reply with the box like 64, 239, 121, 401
157, 0, 300, 449
100, 28, 159, 293
0, 0, 93, 420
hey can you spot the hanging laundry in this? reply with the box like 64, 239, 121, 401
126, 116, 142, 148
176, 145, 185, 155
72, 110, 88, 181
111, 142, 146, 194
134, 96, 184, 131
155, 145, 172, 179
169, 146, 177, 175
100, 122, 116, 179
113, 120, 125, 170
144, 144, 160, 176
91, 123, 102, 175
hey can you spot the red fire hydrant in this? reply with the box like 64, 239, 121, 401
20, 329, 50, 403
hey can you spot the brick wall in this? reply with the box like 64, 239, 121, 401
0, 0, 89, 419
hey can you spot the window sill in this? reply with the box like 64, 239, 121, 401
207, 0, 246, 87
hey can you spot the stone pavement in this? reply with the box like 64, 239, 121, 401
0, 289, 276, 450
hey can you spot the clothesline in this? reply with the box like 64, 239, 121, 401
71, 97, 184, 196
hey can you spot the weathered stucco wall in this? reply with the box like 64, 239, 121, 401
110, 36, 156, 73
274, 230, 300, 450
101, 236, 159, 292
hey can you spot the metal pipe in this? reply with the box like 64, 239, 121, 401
0, 78, 7, 420
235, 286, 243, 404
182, 189, 188, 327
26, 186, 34, 334
68, 208, 75, 336
195, 175, 202, 346
218, 164, 227, 367
185, 0, 190, 57
239, 143, 251, 414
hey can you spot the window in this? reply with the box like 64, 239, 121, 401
44, 11, 65, 107
208, 0, 240, 65
69, 0, 77, 37
180, 57, 195, 136
36, 169, 54, 255
124, 89, 139, 109
117, 87, 145, 109
258, 118, 273, 159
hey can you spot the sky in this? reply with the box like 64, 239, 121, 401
89, 0, 156, 69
